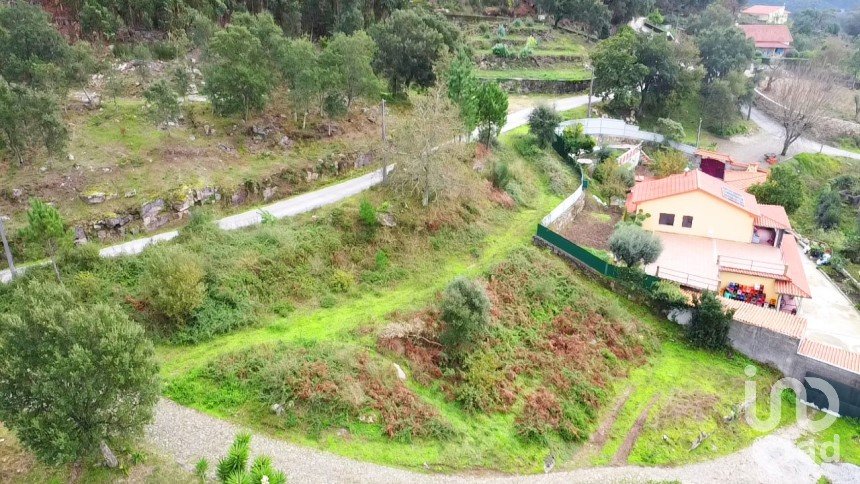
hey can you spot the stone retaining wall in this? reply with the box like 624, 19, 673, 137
493, 78, 590, 94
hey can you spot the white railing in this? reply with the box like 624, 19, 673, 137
655, 266, 720, 291
557, 119, 698, 155
717, 255, 787, 276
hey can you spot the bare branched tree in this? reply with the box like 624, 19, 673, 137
388, 85, 467, 206
767, 63, 839, 156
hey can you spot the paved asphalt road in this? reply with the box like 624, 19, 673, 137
0, 95, 590, 283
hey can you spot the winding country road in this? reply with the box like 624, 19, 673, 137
0, 95, 591, 283
148, 399, 858, 483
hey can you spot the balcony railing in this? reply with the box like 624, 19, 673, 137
717, 255, 786, 276
655, 267, 720, 292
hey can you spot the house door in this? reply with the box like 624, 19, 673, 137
700, 158, 725, 180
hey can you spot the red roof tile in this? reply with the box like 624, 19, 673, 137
755, 204, 791, 230
626, 170, 760, 215
743, 5, 785, 15
722, 297, 807, 339
798, 339, 860, 375
739, 24, 793, 47
726, 170, 769, 192
778, 234, 811, 298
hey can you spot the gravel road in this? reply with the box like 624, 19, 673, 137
148, 399, 860, 484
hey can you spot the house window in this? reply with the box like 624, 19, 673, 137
658, 213, 675, 226
682, 216, 693, 228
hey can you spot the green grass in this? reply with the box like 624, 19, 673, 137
593, 341, 795, 466
0, 425, 193, 484
800, 416, 860, 465
477, 67, 591, 82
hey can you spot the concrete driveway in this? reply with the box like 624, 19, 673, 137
798, 255, 860, 353
711, 106, 860, 165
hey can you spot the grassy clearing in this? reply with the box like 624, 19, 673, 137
0, 93, 379, 235
592, 340, 793, 466
477, 67, 591, 82
0, 424, 192, 484
800, 416, 860, 465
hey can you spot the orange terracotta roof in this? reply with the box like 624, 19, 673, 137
798, 339, 860, 375
743, 5, 785, 15
725, 170, 769, 192
696, 149, 747, 167
721, 297, 807, 339
777, 234, 811, 298
739, 24, 793, 47
626, 170, 760, 215
755, 204, 792, 230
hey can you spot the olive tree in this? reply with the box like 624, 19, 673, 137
528, 104, 562, 148
440, 277, 491, 365
609, 223, 663, 267
0, 281, 160, 465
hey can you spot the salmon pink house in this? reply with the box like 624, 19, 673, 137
625, 170, 810, 313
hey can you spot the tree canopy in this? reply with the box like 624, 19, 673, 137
0, 281, 160, 464
370, 9, 460, 94
0, 78, 67, 165
609, 223, 663, 267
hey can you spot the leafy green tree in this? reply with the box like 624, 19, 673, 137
370, 9, 460, 93
538, 0, 611, 34
440, 277, 491, 366
606, 0, 655, 24
748, 164, 804, 214
701, 78, 740, 135
0, 2, 70, 86
591, 28, 649, 111
655, 117, 685, 143
0, 280, 159, 464
561, 123, 596, 154
144, 79, 180, 125
697, 26, 756, 81
279, 37, 318, 89
320, 31, 380, 108
687, 291, 734, 350
686, 3, 734, 34
80, 0, 124, 40
21, 198, 70, 283
816, 189, 843, 230
322, 92, 348, 135
0, 78, 67, 165
230, 12, 289, 78
172, 66, 191, 96
474, 81, 508, 145
528, 104, 562, 148
142, 246, 206, 328
609, 223, 663, 267
203, 24, 274, 118
637, 34, 702, 115
214, 432, 286, 484
445, 50, 479, 133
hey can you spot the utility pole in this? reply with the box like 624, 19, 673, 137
587, 66, 595, 119
696, 117, 703, 149
381, 99, 389, 183
0, 216, 16, 280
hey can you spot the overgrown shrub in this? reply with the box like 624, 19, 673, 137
650, 280, 687, 310
359, 198, 378, 227
650, 148, 688, 178
816, 189, 842, 230
203, 343, 453, 441
141, 245, 206, 328
609, 224, 663, 267
491, 43, 511, 58
561, 124, 596, 155
687, 291, 734, 350
491, 161, 512, 189
440, 277, 491, 365
748, 164, 804, 214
